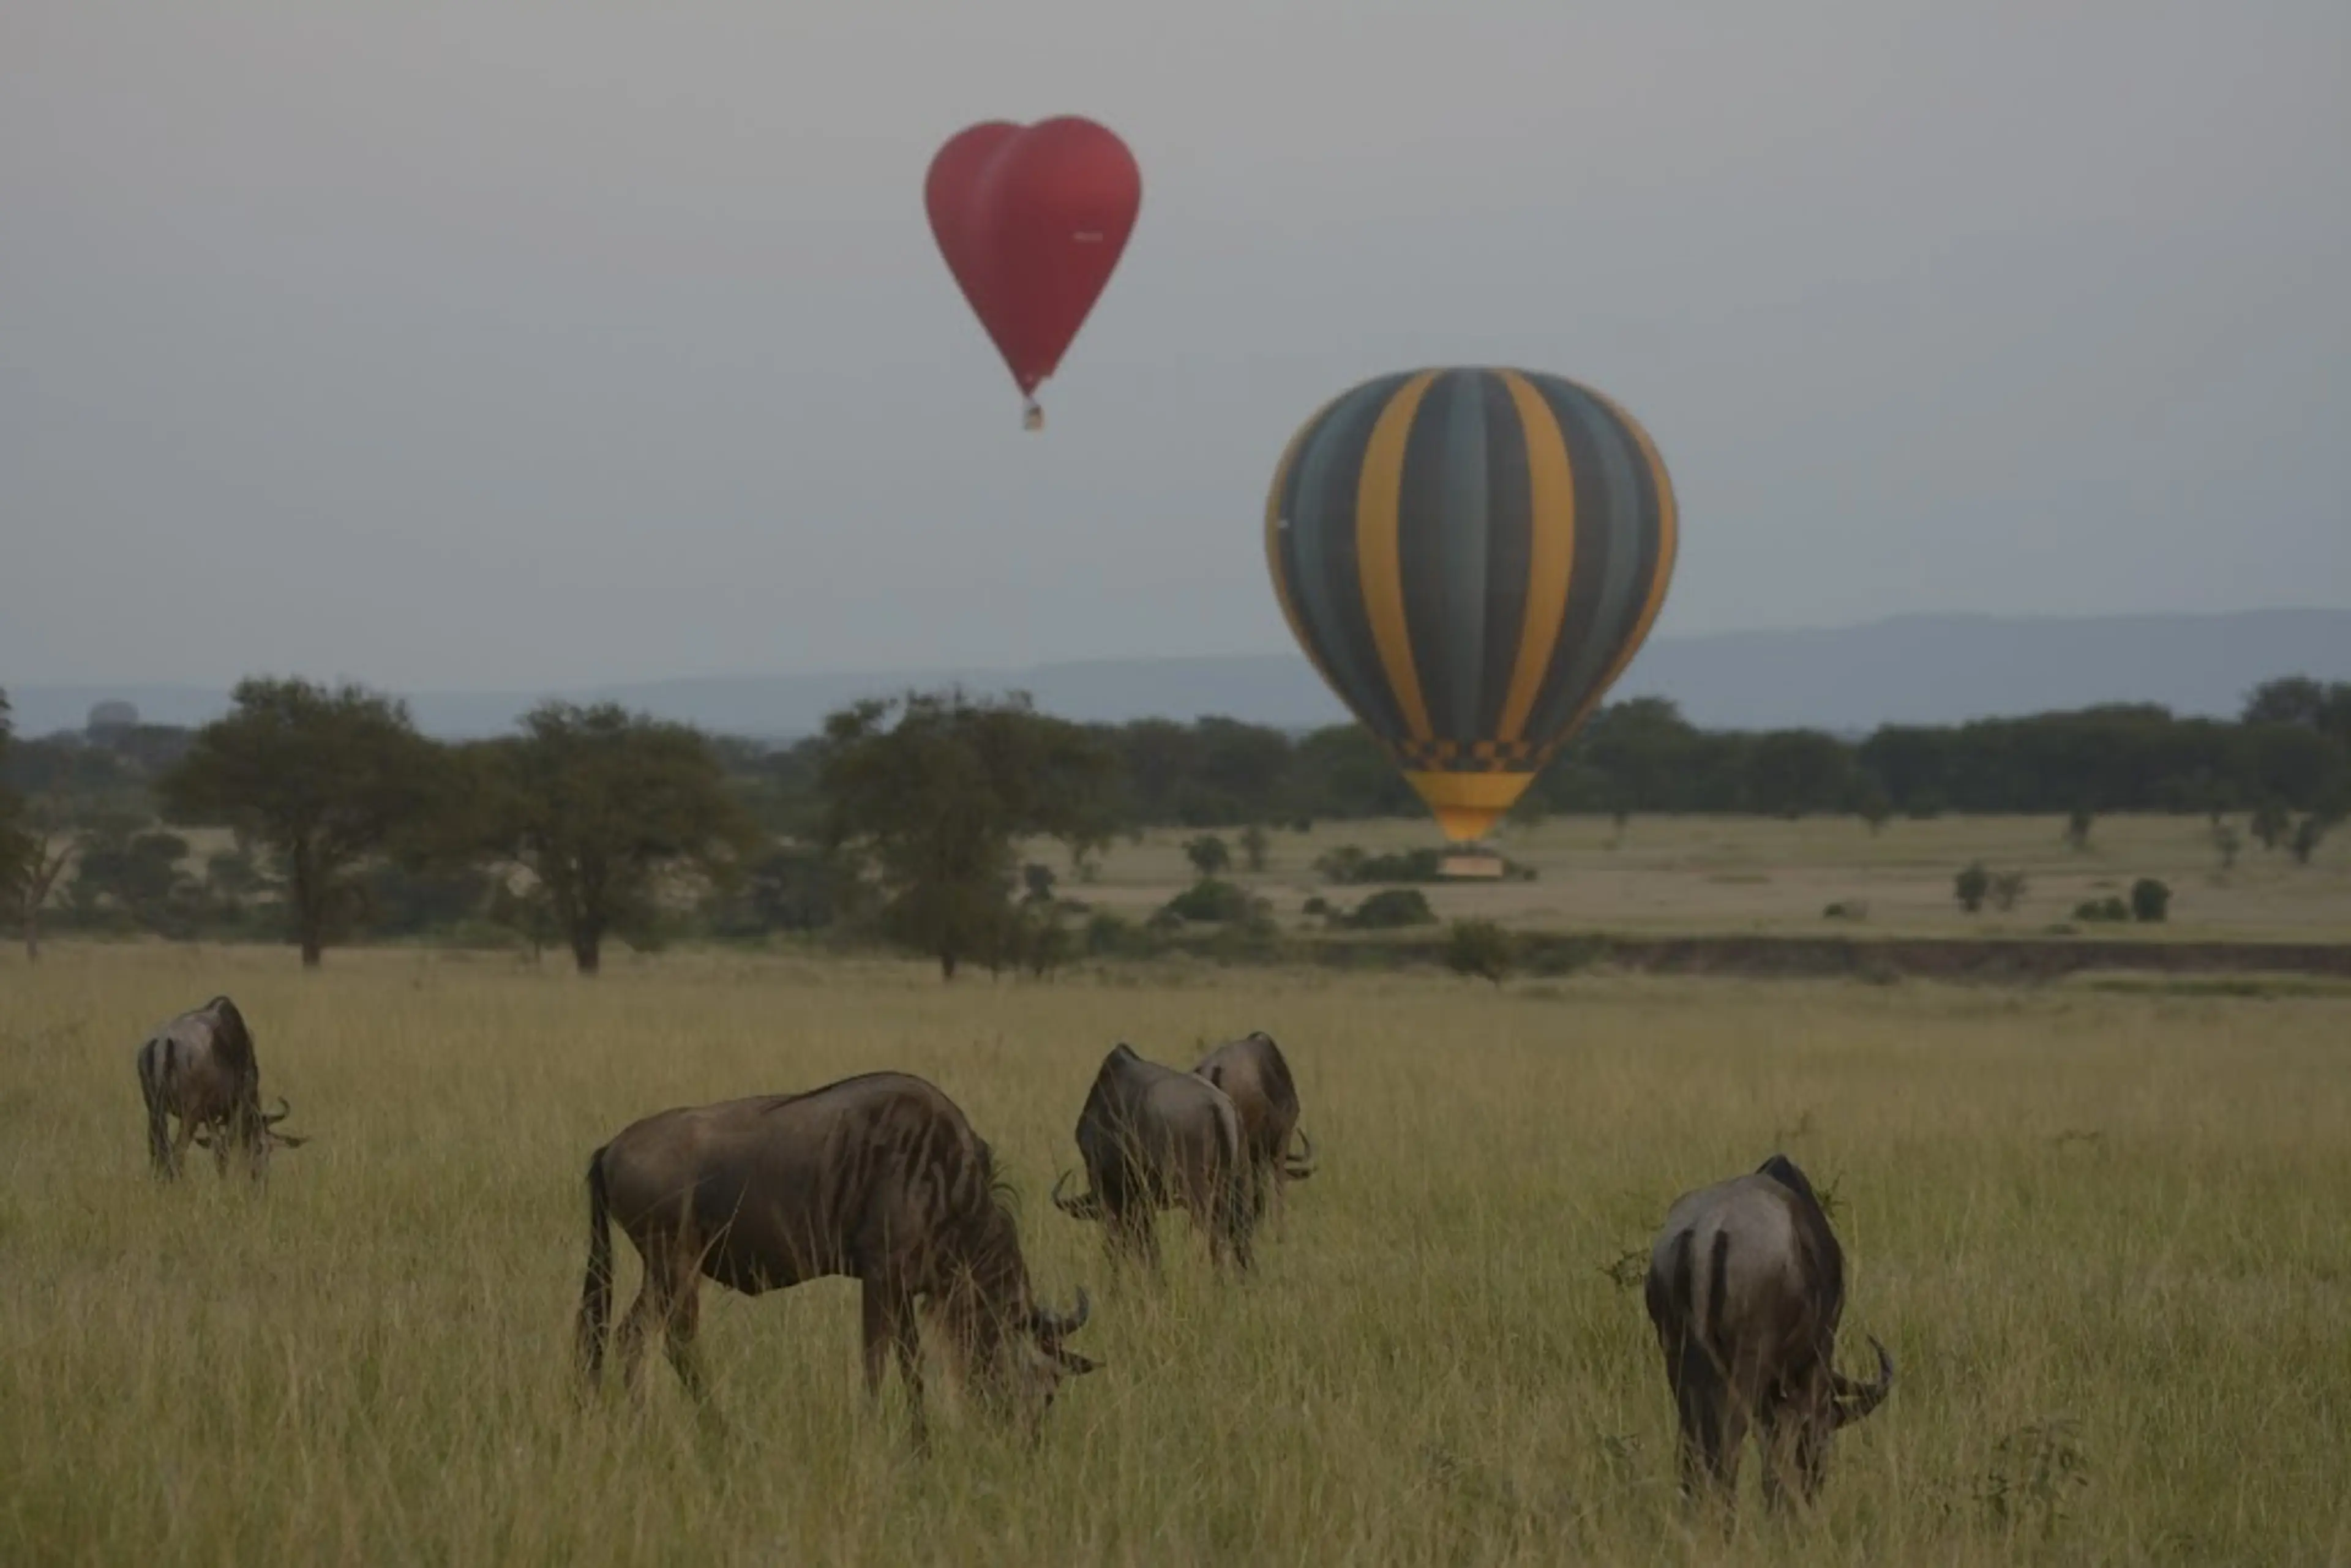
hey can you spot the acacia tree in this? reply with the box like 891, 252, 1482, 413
471, 702, 756, 975
819, 689, 1115, 980
0, 689, 23, 936
3, 697, 117, 956
9, 797, 83, 960
156, 678, 444, 967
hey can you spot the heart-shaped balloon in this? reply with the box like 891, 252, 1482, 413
925, 117, 1141, 424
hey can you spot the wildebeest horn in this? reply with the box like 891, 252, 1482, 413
1284, 1128, 1317, 1178
1832, 1335, 1894, 1425
263, 1097, 292, 1125
1051, 1169, 1082, 1215
1036, 1286, 1092, 1337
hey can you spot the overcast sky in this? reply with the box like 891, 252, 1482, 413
5, 1, 2347, 691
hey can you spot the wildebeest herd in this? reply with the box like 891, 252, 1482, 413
135, 996, 1893, 1509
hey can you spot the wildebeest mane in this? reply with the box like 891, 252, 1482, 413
751, 1069, 909, 1116
1756, 1152, 1845, 1321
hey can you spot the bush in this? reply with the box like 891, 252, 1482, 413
1343, 887, 1438, 929
1161, 878, 1258, 925
1443, 919, 1515, 983
2073, 896, 2130, 923
2129, 877, 2171, 923
1822, 900, 1869, 921
1085, 911, 1136, 956
1238, 824, 1270, 872
1302, 895, 1330, 917
2064, 806, 2096, 851
1989, 871, 2028, 912
1954, 863, 1990, 913
1183, 835, 1231, 877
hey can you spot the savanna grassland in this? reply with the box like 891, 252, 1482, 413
4, 943, 2349, 1567
1072, 812, 2351, 942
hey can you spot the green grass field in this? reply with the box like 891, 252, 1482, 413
5, 942, 2347, 1565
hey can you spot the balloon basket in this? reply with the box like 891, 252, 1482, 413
1438, 846, 1507, 880
1022, 400, 1044, 431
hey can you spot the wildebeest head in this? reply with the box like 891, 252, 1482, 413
941, 1183, 1101, 1437
191, 1095, 310, 1173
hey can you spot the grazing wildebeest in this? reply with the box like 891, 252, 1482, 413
1644, 1154, 1893, 1507
1053, 1043, 1254, 1273
574, 1071, 1098, 1448
1193, 1030, 1316, 1221
134, 996, 307, 1181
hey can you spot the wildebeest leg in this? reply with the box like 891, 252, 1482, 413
660, 1267, 707, 1404
144, 1101, 176, 1179
613, 1242, 675, 1402
148, 1111, 179, 1180
1220, 1169, 1256, 1275
1711, 1364, 1759, 1504
1757, 1397, 1796, 1511
1668, 1337, 1739, 1503
860, 1279, 927, 1452
1107, 1200, 1159, 1276
860, 1279, 894, 1400
170, 1117, 202, 1182
891, 1306, 928, 1455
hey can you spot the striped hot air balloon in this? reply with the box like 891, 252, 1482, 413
1265, 367, 1679, 842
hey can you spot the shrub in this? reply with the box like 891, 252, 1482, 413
1954, 863, 1990, 913
1989, 871, 2028, 913
1161, 878, 1258, 925
2129, 877, 2171, 923
1443, 919, 1515, 983
2073, 896, 2130, 923
1238, 824, 1270, 873
1302, 895, 1330, 917
1822, 900, 1869, 921
1343, 887, 1438, 929
1313, 845, 1369, 883
2064, 807, 2096, 851
1183, 835, 1231, 877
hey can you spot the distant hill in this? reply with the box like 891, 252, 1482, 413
10, 609, 2348, 741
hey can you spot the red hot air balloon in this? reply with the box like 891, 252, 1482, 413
924, 117, 1141, 429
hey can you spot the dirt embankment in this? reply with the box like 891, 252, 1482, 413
1326, 932, 2351, 983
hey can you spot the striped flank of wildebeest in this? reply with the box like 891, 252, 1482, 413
1264, 367, 1678, 841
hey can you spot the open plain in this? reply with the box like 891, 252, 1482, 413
5, 931, 2348, 1566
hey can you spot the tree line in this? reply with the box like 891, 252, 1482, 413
2, 674, 2345, 975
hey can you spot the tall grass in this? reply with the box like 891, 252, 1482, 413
3, 944, 2347, 1565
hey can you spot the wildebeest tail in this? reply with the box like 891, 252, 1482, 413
574, 1144, 615, 1386
137, 1037, 172, 1177
1213, 1100, 1258, 1264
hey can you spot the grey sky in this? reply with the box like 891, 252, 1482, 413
5, 1, 2347, 691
